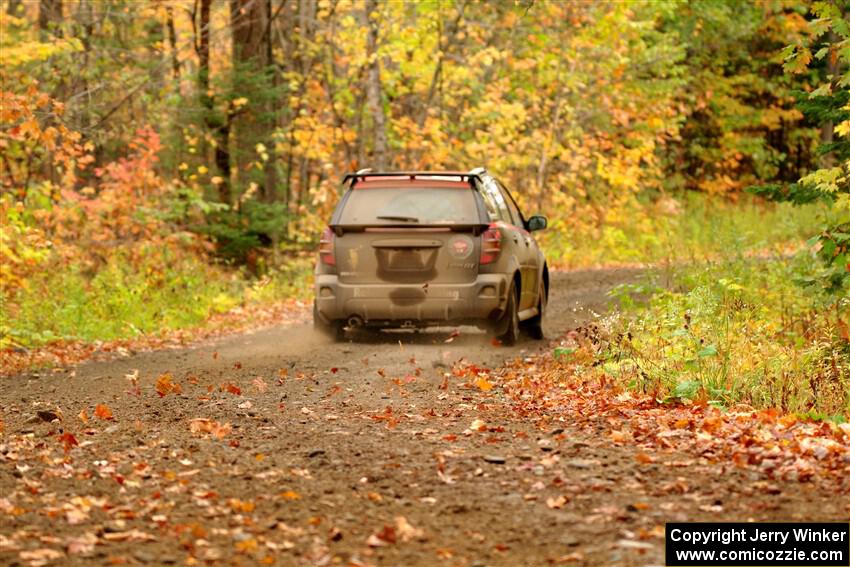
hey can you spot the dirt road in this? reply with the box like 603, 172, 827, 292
1, 269, 845, 566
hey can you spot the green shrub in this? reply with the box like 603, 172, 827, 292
0, 251, 313, 348
605, 254, 850, 418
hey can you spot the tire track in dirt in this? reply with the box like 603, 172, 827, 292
1, 268, 846, 566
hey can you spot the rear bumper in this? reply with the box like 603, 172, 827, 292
314, 274, 510, 326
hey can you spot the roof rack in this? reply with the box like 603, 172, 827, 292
342, 171, 485, 188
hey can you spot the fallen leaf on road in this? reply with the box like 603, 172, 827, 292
546, 495, 569, 509
395, 516, 426, 542
102, 530, 155, 542
555, 552, 585, 563
94, 404, 114, 420
66, 533, 97, 555
228, 498, 255, 513
617, 539, 654, 550
610, 430, 632, 443
20, 548, 64, 565
189, 418, 231, 439
367, 525, 397, 547
58, 432, 78, 453
474, 376, 493, 392
155, 372, 181, 397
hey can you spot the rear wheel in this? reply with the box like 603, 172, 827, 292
521, 280, 546, 340
495, 282, 520, 346
313, 301, 344, 341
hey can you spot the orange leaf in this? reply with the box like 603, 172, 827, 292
221, 382, 241, 396
228, 499, 255, 513
94, 404, 114, 420
78, 409, 89, 425
474, 376, 493, 392
155, 372, 181, 397
189, 418, 231, 439
234, 538, 257, 553
610, 430, 632, 443
635, 453, 654, 464
546, 495, 568, 509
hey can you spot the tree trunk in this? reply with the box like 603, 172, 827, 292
71, 0, 94, 136
6, 0, 21, 16
197, 0, 232, 203
362, 0, 387, 170
230, 0, 277, 202
166, 6, 180, 80
38, 0, 62, 35
536, 92, 564, 211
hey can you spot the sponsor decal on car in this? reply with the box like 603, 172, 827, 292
448, 235, 474, 260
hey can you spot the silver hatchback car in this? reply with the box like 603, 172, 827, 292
314, 168, 549, 344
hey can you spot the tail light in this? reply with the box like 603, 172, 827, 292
480, 225, 502, 264
319, 227, 336, 266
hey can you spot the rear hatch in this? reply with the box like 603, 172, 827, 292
331, 181, 486, 285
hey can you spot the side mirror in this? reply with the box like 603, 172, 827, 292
526, 215, 547, 232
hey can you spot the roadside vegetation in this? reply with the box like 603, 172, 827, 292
607, 252, 849, 419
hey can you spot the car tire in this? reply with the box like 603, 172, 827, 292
313, 301, 344, 341
496, 282, 520, 346
521, 280, 546, 340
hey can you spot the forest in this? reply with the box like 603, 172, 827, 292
1, 1, 849, 410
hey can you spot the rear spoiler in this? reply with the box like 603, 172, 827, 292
329, 223, 490, 236
342, 171, 484, 188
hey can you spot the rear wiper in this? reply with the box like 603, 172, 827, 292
376, 215, 419, 223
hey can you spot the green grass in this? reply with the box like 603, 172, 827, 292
604, 254, 850, 418
541, 193, 824, 268
0, 252, 313, 348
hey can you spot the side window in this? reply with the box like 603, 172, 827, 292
496, 181, 523, 226
480, 179, 513, 224
478, 184, 501, 222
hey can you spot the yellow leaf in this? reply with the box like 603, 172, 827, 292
474, 375, 493, 392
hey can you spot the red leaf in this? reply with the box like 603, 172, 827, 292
221, 382, 241, 396
59, 432, 79, 453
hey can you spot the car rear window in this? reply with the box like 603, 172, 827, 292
337, 186, 481, 225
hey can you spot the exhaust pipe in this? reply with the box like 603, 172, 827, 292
346, 315, 364, 329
